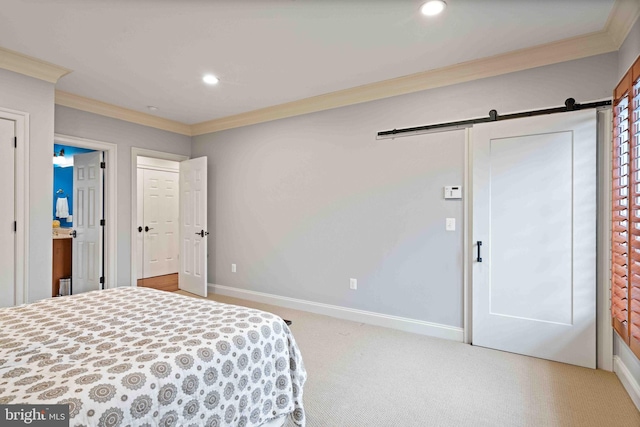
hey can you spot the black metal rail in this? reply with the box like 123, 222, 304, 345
377, 98, 612, 138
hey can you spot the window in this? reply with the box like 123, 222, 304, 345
612, 55, 640, 359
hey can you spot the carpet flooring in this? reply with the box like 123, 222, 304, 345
176, 290, 640, 427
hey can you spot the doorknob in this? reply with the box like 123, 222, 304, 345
195, 230, 210, 237
476, 241, 483, 262
138, 226, 143, 233
145, 226, 154, 232
71, 230, 77, 238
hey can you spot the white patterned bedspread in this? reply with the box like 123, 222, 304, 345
0, 287, 306, 427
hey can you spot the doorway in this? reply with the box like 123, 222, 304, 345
136, 156, 180, 291
54, 134, 117, 294
52, 143, 103, 296
471, 110, 597, 368
130, 148, 209, 297
130, 148, 188, 288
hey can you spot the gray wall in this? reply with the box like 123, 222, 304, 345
192, 52, 617, 328
0, 68, 55, 303
54, 106, 191, 285
618, 16, 640, 80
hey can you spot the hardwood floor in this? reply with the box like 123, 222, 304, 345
137, 273, 178, 292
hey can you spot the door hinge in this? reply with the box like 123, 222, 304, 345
14, 137, 17, 148
100, 219, 106, 226
13, 221, 16, 232
100, 162, 106, 169
99, 276, 105, 284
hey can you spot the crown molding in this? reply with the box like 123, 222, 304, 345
191, 29, 617, 135
55, 91, 192, 136
605, 0, 640, 48
0, 46, 71, 83
25, 0, 634, 136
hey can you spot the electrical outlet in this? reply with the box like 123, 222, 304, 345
350, 278, 357, 290
446, 218, 456, 231
231, 263, 237, 273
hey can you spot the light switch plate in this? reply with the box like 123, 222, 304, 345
446, 218, 456, 231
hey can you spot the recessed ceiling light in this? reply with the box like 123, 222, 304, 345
203, 74, 219, 85
421, 0, 446, 16
147, 106, 158, 111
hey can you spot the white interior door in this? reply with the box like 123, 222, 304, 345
72, 151, 103, 294
472, 110, 597, 368
143, 169, 179, 278
179, 157, 208, 297
136, 168, 144, 280
0, 118, 15, 307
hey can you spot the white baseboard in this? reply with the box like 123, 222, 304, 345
614, 355, 640, 411
209, 284, 463, 342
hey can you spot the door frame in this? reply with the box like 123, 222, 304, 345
54, 134, 117, 290
463, 109, 614, 371
463, 128, 472, 344
596, 108, 614, 371
130, 147, 189, 286
0, 107, 28, 305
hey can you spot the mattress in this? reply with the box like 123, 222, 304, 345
0, 287, 306, 427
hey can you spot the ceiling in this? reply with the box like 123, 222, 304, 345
0, 0, 623, 126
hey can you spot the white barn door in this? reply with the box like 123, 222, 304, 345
72, 151, 103, 294
179, 157, 208, 297
472, 110, 597, 368
0, 118, 15, 307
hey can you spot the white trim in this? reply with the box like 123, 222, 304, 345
614, 355, 640, 411
55, 91, 191, 136
597, 109, 614, 371
136, 164, 179, 173
463, 128, 472, 344
191, 30, 616, 135
130, 148, 189, 286
605, 0, 640, 48
54, 134, 117, 290
136, 154, 180, 173
52, 23, 617, 138
210, 284, 464, 342
0, 107, 29, 305
0, 46, 71, 84
36, 1, 632, 136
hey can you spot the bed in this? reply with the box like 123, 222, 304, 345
0, 287, 306, 427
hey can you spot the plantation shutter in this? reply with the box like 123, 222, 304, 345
630, 63, 640, 357
613, 55, 640, 359
612, 80, 630, 343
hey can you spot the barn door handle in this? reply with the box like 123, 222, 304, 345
71, 230, 77, 238
196, 230, 210, 237
144, 226, 153, 232
476, 241, 482, 262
